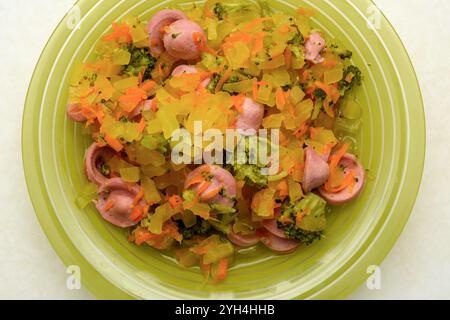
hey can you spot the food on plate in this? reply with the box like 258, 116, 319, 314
67, 0, 365, 283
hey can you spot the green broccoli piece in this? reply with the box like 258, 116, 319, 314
213, 1, 257, 20
338, 65, 362, 95
288, 32, 305, 46
206, 73, 221, 93
233, 164, 268, 189
282, 225, 324, 245
177, 219, 212, 240
277, 193, 327, 245
124, 46, 156, 81
338, 50, 353, 60
213, 3, 227, 20
313, 88, 327, 101
329, 44, 353, 61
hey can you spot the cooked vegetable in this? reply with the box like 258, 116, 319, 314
277, 193, 327, 244
124, 46, 156, 80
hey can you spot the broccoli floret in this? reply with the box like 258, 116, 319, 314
124, 46, 156, 81
288, 32, 305, 46
177, 219, 212, 240
233, 164, 268, 189
213, 3, 227, 20
313, 88, 327, 101
226, 75, 240, 84
330, 44, 353, 61
338, 65, 362, 95
338, 50, 353, 60
282, 225, 324, 245
206, 73, 221, 93
277, 193, 327, 245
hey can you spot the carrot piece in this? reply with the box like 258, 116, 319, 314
130, 205, 143, 222
284, 47, 292, 69
251, 32, 268, 57
275, 88, 286, 110
213, 258, 229, 283
196, 181, 212, 196
215, 69, 232, 93
231, 95, 246, 113
277, 180, 289, 199
140, 80, 156, 91
133, 188, 144, 206
323, 143, 350, 192
134, 230, 153, 246
252, 79, 258, 101
168, 195, 183, 209
185, 175, 206, 188
104, 134, 123, 152
103, 199, 116, 212
103, 22, 132, 43
137, 118, 146, 133
243, 18, 271, 31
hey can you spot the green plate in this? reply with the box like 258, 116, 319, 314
22, 0, 425, 299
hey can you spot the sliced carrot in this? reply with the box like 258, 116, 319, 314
185, 174, 206, 188
251, 32, 268, 57
196, 181, 212, 196
243, 18, 271, 31
215, 69, 232, 93
103, 22, 132, 43
275, 88, 286, 110
130, 205, 143, 222
213, 258, 229, 284
104, 134, 123, 152
140, 80, 156, 91
103, 199, 116, 212
137, 118, 146, 133
323, 143, 349, 192
252, 79, 259, 101
133, 188, 144, 206
150, 99, 158, 113
284, 47, 292, 69
231, 95, 246, 113
168, 195, 183, 209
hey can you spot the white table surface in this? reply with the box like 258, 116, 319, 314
0, 0, 449, 300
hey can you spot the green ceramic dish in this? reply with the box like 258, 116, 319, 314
22, 0, 425, 299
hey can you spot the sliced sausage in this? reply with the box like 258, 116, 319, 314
95, 178, 146, 228
302, 147, 330, 193
67, 103, 86, 122
184, 165, 237, 207
305, 33, 326, 64
260, 232, 299, 253
84, 143, 114, 186
171, 64, 199, 76
146, 9, 188, 58
319, 153, 365, 205
171, 64, 211, 88
262, 210, 287, 239
236, 98, 265, 134
228, 230, 261, 247
163, 19, 206, 61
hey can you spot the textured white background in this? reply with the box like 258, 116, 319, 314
0, 0, 449, 300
